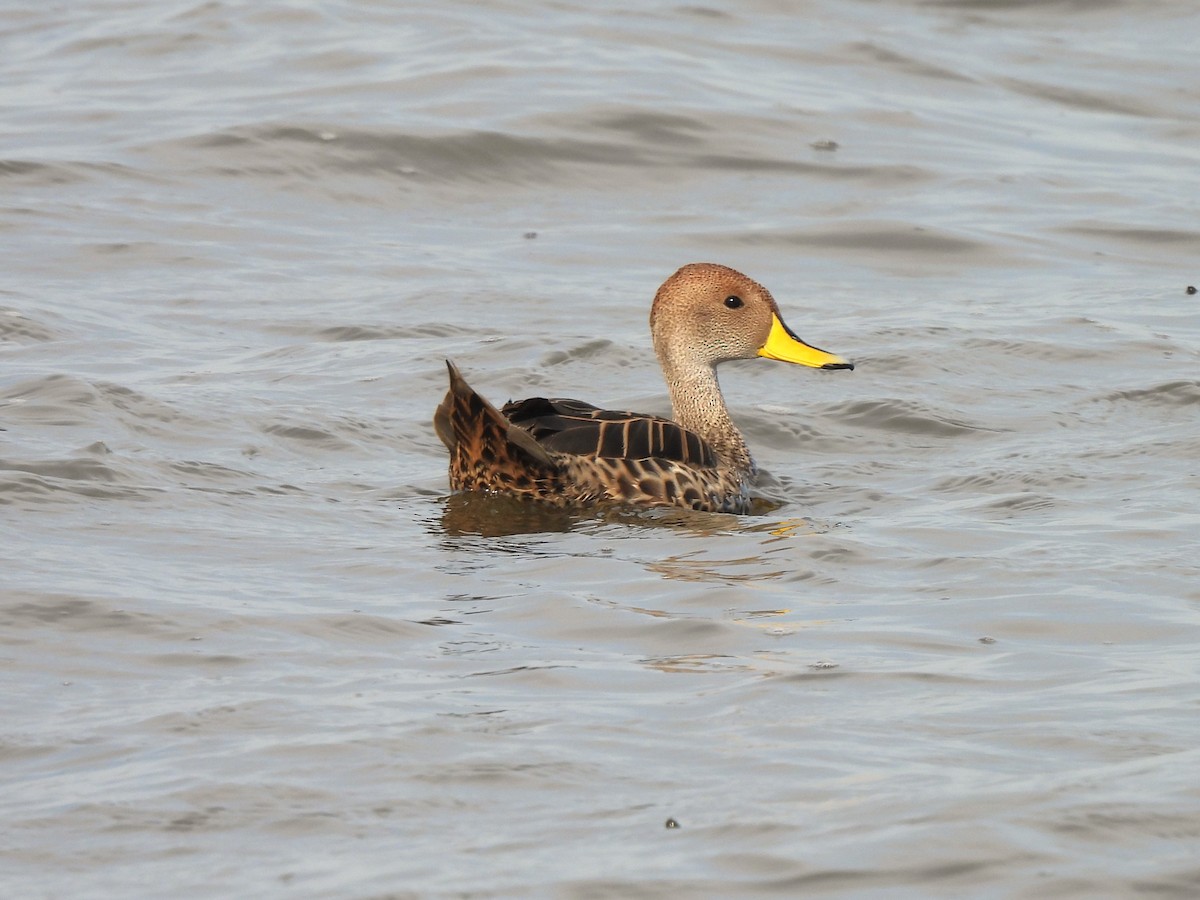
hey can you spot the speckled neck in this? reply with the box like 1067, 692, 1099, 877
660, 358, 754, 475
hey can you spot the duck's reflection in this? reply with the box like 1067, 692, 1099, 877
438, 492, 586, 537
436, 491, 816, 539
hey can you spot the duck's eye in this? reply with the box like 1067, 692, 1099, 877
724, 295, 744, 309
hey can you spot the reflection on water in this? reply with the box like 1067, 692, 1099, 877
744, 516, 829, 539
639, 653, 750, 675
646, 551, 790, 584
438, 491, 587, 536
436, 490, 813, 539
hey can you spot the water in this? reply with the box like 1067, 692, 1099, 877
3, 0, 1200, 896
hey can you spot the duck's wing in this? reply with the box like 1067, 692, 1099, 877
501, 396, 718, 468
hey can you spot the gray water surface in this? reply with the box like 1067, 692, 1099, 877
4, 1, 1200, 897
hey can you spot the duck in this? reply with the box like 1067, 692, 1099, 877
433, 262, 853, 514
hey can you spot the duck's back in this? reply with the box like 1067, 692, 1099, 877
435, 361, 749, 512
502, 396, 718, 468
503, 395, 747, 511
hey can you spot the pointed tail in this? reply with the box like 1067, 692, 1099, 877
434, 360, 557, 492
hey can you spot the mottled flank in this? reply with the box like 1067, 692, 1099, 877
434, 263, 853, 513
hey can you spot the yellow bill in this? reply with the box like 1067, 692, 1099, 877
758, 314, 854, 369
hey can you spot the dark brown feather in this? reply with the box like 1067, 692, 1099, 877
502, 396, 718, 467
434, 361, 563, 497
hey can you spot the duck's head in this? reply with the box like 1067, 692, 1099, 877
650, 262, 854, 372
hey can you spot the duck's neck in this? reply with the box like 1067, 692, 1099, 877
662, 359, 754, 474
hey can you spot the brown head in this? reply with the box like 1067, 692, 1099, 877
649, 263, 853, 372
